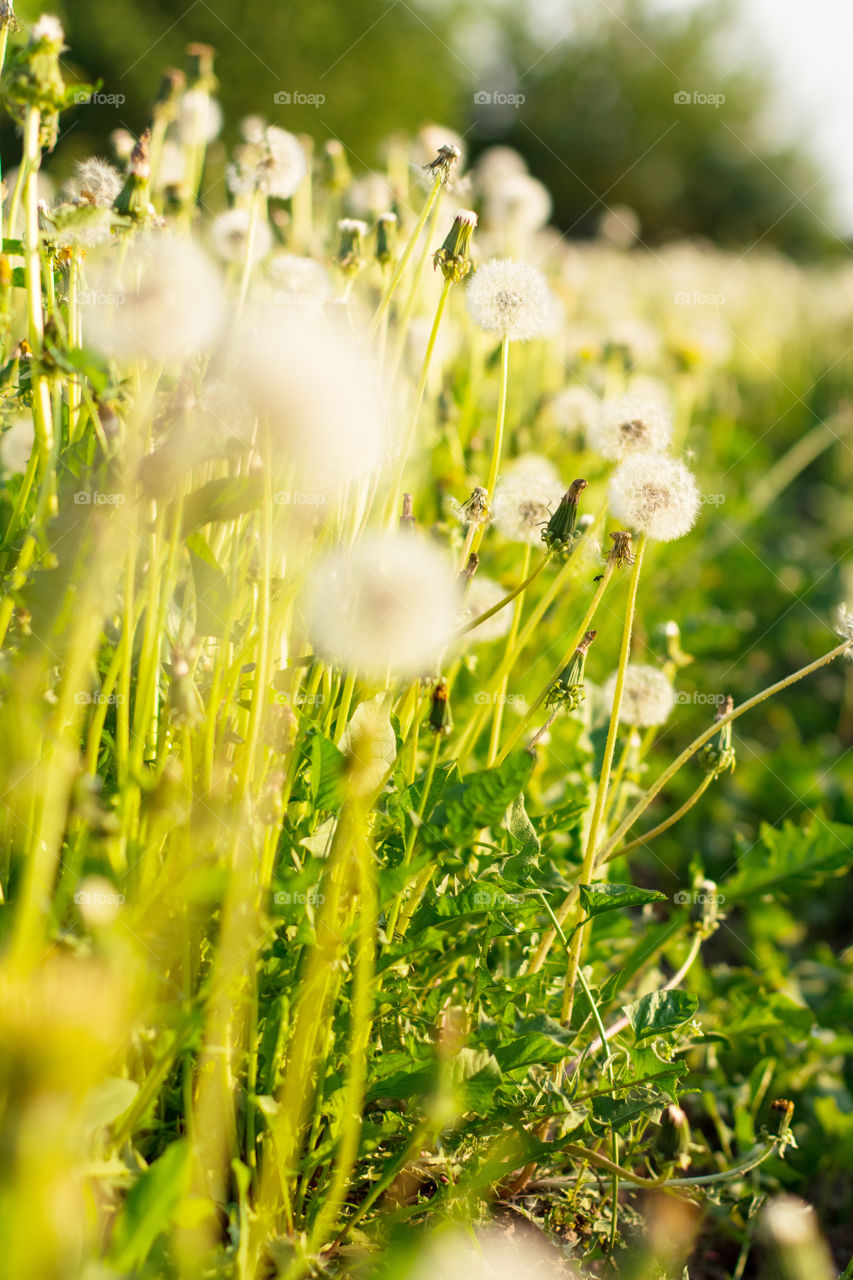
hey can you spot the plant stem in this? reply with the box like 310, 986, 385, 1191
368, 175, 442, 340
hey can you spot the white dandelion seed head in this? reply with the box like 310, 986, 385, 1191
459, 576, 513, 644
177, 90, 223, 145
228, 127, 308, 200
0, 415, 35, 474
32, 14, 64, 44
588, 395, 673, 461
65, 157, 123, 208
82, 233, 225, 364
550, 385, 600, 434
466, 258, 555, 341
240, 115, 267, 144
210, 207, 273, 265
608, 453, 699, 542
266, 253, 333, 309
474, 146, 529, 194
235, 309, 389, 489
491, 466, 564, 545
483, 173, 552, 234
602, 664, 676, 727
302, 534, 458, 680
834, 603, 853, 657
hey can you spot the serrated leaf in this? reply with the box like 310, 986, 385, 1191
579, 882, 667, 918
425, 751, 535, 850
724, 817, 853, 901
624, 989, 698, 1041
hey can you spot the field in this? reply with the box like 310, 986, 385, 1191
0, 14, 852, 1280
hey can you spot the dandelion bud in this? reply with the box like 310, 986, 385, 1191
113, 130, 151, 222
5, 14, 65, 138
546, 630, 596, 710
466, 258, 555, 342
153, 68, 186, 123
658, 1104, 691, 1171
457, 552, 479, 587
768, 1098, 795, 1139
608, 452, 700, 543
602, 664, 675, 728
400, 492, 415, 532
185, 42, 217, 90
433, 209, 477, 283
541, 478, 587, 554
688, 878, 721, 936
423, 142, 461, 185
0, 3, 14, 32
760, 1195, 834, 1280
375, 211, 398, 266
699, 695, 736, 777
335, 217, 368, 275
324, 139, 351, 192
428, 678, 453, 736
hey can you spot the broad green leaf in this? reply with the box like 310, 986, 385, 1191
623, 989, 698, 1041
309, 730, 346, 811
110, 1140, 190, 1270
723, 817, 853, 902
425, 751, 535, 851
579, 882, 667, 918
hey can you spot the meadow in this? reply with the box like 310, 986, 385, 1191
0, 13, 852, 1280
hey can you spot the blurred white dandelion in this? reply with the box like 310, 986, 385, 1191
602, 663, 676, 727
466, 259, 555, 341
609, 453, 699, 542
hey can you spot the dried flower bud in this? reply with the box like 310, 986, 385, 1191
699, 695, 736, 776
423, 142, 461, 185
113, 130, 152, 221
186, 42, 217, 90
324, 139, 351, 192
433, 209, 477, 283
768, 1098, 795, 1139
546, 630, 596, 710
375, 211, 398, 266
541, 478, 587, 553
428, 678, 453, 736
457, 552, 479, 588
153, 68, 186, 121
400, 492, 415, 532
453, 486, 490, 528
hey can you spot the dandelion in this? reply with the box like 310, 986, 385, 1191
210, 207, 273, 264
602, 663, 676, 727
228, 126, 307, 200
32, 14, 64, 44
301, 534, 458, 679
491, 465, 564, 544
82, 233, 225, 364
177, 89, 223, 145
483, 172, 552, 235
64, 157, 123, 208
466, 258, 555, 341
588, 394, 673, 460
609, 452, 700, 542
550, 384, 600, 434
236, 310, 388, 487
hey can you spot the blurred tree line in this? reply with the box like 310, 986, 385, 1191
6, 0, 843, 255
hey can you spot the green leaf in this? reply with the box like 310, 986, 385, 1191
80, 1077, 139, 1133
309, 730, 346, 811
491, 1014, 576, 1071
110, 1140, 190, 1270
723, 817, 853, 902
425, 751, 535, 851
339, 692, 397, 790
180, 475, 263, 534
186, 533, 232, 637
579, 882, 667, 918
623, 989, 698, 1041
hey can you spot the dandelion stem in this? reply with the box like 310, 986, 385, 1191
368, 174, 442, 340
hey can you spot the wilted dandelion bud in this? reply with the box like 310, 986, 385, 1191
546, 630, 596, 710
210, 207, 273, 264
699, 695, 736, 777
541, 478, 587, 554
301, 534, 458, 680
658, 1104, 691, 1171
423, 141, 462, 185
82, 232, 224, 363
31, 14, 64, 45
768, 1098, 795, 1140
375, 211, 398, 266
466, 258, 555, 341
400, 492, 415, 532
433, 209, 477, 283
760, 1195, 833, 1280
453, 486, 490, 528
609, 452, 700, 542
663, 617, 692, 667
833, 602, 853, 657
113, 129, 152, 222
588, 395, 673, 460
335, 217, 368, 275
602, 663, 675, 727
606, 529, 635, 570
0, 2, 14, 31
457, 552, 479, 587
65, 157, 123, 208
428, 678, 453, 735
491, 467, 564, 545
